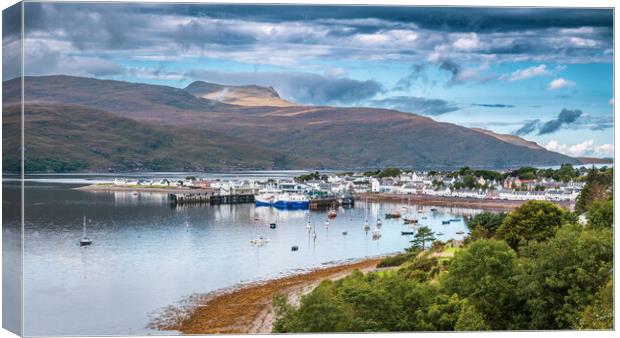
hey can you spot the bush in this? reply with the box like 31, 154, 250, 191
377, 251, 417, 268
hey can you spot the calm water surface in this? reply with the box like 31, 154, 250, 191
3, 173, 482, 336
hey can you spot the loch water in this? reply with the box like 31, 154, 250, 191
3, 173, 480, 336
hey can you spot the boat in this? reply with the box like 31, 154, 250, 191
254, 193, 277, 206
421, 216, 427, 220
324, 220, 330, 226
342, 230, 348, 235
456, 230, 465, 235
312, 230, 317, 240
79, 216, 92, 246
250, 235, 270, 245
403, 218, 418, 224
385, 211, 401, 218
132, 191, 138, 196
274, 193, 310, 209
401, 230, 415, 235
255, 193, 310, 209
291, 245, 299, 251
449, 218, 461, 222
306, 220, 312, 230
442, 220, 451, 224
430, 208, 438, 212
372, 228, 381, 240
363, 219, 370, 231
327, 209, 337, 218
270, 223, 277, 229
376, 218, 382, 227
437, 232, 444, 236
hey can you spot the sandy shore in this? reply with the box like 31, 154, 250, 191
75, 184, 215, 194
355, 193, 571, 211
149, 257, 385, 334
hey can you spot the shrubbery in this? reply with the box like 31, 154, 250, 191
273, 188, 614, 332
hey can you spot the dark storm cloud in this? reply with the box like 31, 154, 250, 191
514, 119, 541, 135
538, 108, 583, 135
133, 5, 613, 32
472, 103, 515, 108
185, 70, 383, 105
368, 96, 460, 116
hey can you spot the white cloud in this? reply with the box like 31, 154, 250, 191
545, 139, 614, 157
452, 33, 480, 50
501, 64, 551, 81
609, 98, 614, 105
548, 78, 576, 90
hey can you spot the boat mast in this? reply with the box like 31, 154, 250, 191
83, 216, 87, 238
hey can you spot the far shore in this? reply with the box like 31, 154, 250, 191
354, 192, 573, 211
148, 256, 387, 334
74, 184, 215, 194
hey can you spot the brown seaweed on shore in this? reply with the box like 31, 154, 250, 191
147, 258, 384, 334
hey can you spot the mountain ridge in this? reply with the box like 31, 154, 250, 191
2, 75, 581, 172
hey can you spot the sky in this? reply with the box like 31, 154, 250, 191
3, 3, 614, 158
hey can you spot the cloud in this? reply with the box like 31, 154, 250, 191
545, 139, 614, 158
538, 108, 582, 134
14, 3, 613, 79
471, 103, 515, 108
452, 33, 480, 50
609, 98, 614, 105
548, 78, 576, 90
501, 64, 551, 81
368, 96, 460, 115
514, 119, 540, 135
185, 70, 383, 105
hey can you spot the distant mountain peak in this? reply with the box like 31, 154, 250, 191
184, 81, 294, 107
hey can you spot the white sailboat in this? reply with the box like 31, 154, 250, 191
250, 220, 269, 245
363, 198, 370, 230
79, 216, 92, 246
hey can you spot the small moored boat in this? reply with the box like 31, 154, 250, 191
79, 216, 92, 246
385, 211, 401, 219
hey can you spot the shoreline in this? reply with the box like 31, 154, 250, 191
354, 193, 572, 211
74, 184, 215, 194
149, 257, 386, 334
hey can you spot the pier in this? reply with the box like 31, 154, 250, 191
309, 196, 355, 210
169, 193, 255, 206
209, 194, 255, 205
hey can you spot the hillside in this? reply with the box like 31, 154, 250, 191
184, 81, 294, 107
3, 75, 580, 172
2, 103, 315, 172
471, 128, 545, 150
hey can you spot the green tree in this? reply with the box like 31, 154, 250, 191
586, 199, 613, 229
461, 175, 476, 189
273, 280, 350, 332
515, 224, 613, 329
496, 201, 567, 251
577, 278, 613, 329
575, 168, 613, 213
465, 212, 507, 240
377, 167, 401, 178
454, 299, 490, 331
442, 239, 519, 329
410, 226, 436, 250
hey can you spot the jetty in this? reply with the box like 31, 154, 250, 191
169, 193, 254, 206
309, 196, 355, 210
